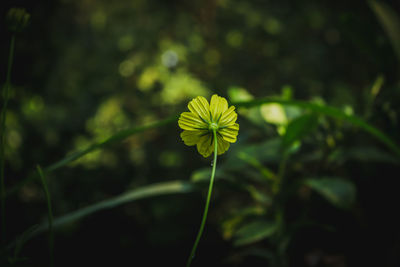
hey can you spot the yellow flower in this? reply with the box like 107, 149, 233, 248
178, 94, 239, 157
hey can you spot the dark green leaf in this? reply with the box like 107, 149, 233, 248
191, 168, 231, 183
9, 180, 194, 249
234, 220, 277, 246
45, 114, 179, 172
282, 113, 319, 149
369, 0, 400, 61
305, 177, 356, 209
329, 146, 400, 165
7, 115, 179, 197
226, 138, 282, 171
234, 98, 400, 158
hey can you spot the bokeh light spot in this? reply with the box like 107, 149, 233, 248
161, 50, 179, 68
7, 130, 22, 149
188, 34, 204, 52
91, 10, 107, 30
138, 67, 159, 91
119, 60, 135, 77
204, 49, 220, 66
160, 71, 209, 104
118, 35, 134, 51
226, 30, 243, 48
158, 151, 182, 167
263, 18, 282, 35
260, 103, 288, 125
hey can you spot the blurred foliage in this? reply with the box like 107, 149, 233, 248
1, 0, 400, 266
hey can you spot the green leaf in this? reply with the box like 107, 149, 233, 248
260, 103, 288, 125
329, 146, 400, 165
369, 0, 400, 61
234, 220, 277, 246
7, 114, 179, 197
244, 185, 273, 205
46, 114, 179, 172
9, 224, 40, 263
228, 86, 254, 102
191, 168, 231, 183
236, 151, 277, 181
305, 177, 356, 209
9, 180, 194, 249
221, 207, 266, 240
233, 98, 400, 158
36, 165, 54, 266
227, 138, 282, 170
282, 113, 318, 149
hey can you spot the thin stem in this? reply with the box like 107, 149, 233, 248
272, 151, 290, 267
272, 151, 289, 195
1, 33, 16, 245
36, 165, 54, 267
186, 130, 218, 267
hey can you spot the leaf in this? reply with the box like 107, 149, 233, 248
36, 165, 54, 265
234, 220, 277, 246
236, 151, 277, 181
233, 98, 400, 158
329, 146, 400, 165
191, 168, 231, 183
282, 113, 319, 149
228, 138, 282, 169
9, 224, 40, 262
228, 86, 254, 102
305, 177, 356, 209
221, 207, 266, 240
260, 103, 288, 125
9, 180, 194, 249
7, 115, 179, 197
46, 114, 179, 172
245, 185, 273, 205
369, 0, 400, 61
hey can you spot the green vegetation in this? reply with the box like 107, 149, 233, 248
1, 1, 400, 266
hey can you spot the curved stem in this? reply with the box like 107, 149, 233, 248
1, 33, 16, 244
36, 165, 54, 267
186, 130, 218, 267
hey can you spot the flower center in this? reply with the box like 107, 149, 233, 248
209, 122, 219, 131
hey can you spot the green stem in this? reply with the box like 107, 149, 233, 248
36, 165, 54, 267
186, 130, 218, 267
1, 33, 16, 244
272, 152, 290, 267
272, 151, 288, 195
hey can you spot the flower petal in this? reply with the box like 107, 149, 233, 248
197, 133, 214, 158
188, 96, 211, 123
180, 130, 207, 146
219, 106, 237, 127
219, 123, 239, 143
216, 134, 230, 155
210, 94, 228, 122
178, 112, 208, 130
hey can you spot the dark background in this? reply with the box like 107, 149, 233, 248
1, 0, 400, 266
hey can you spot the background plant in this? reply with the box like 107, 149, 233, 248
1, 0, 400, 266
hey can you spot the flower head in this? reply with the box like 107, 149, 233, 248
178, 94, 239, 157
6, 8, 30, 33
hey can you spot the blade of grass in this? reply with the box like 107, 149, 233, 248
369, 0, 400, 61
7, 97, 400, 200
6, 114, 179, 197
36, 165, 54, 267
7, 180, 194, 249
1, 33, 16, 245
9, 224, 39, 264
45, 114, 179, 172
233, 98, 400, 158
